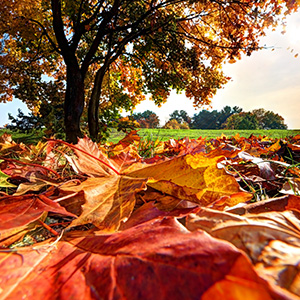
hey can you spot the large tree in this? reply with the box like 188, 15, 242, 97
252, 108, 287, 129
224, 111, 259, 129
0, 1, 298, 142
169, 110, 191, 124
132, 110, 160, 128
217, 106, 243, 129
191, 109, 220, 129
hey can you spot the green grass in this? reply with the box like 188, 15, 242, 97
110, 128, 300, 143
0, 129, 45, 144
1, 128, 300, 145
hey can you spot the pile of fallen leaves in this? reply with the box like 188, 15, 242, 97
1, 131, 300, 300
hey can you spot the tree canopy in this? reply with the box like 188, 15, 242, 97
252, 108, 288, 129
0, 0, 298, 142
169, 110, 191, 124
130, 106, 287, 129
190, 106, 242, 129
132, 110, 160, 128
225, 111, 259, 130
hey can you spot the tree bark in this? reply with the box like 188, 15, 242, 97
51, 0, 85, 143
64, 65, 85, 143
88, 67, 106, 141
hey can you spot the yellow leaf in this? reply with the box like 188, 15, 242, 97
267, 139, 281, 152
128, 153, 250, 206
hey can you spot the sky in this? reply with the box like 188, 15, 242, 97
132, 11, 300, 129
1, 10, 300, 129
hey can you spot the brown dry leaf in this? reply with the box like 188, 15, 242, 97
0, 133, 13, 144
109, 151, 141, 172
60, 137, 250, 230
0, 224, 36, 248
206, 143, 241, 159
14, 177, 59, 196
61, 176, 147, 231
209, 191, 253, 210
128, 152, 252, 206
120, 201, 199, 230
281, 178, 300, 195
109, 130, 141, 157
0, 217, 294, 300
66, 136, 121, 177
255, 240, 300, 296
0, 157, 60, 185
186, 207, 300, 297
114, 129, 141, 147
55, 137, 147, 230
237, 151, 276, 180
136, 187, 194, 211
227, 195, 300, 215
0, 133, 26, 155
186, 208, 300, 261
266, 139, 281, 152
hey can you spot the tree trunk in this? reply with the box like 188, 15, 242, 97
64, 66, 85, 143
88, 67, 106, 141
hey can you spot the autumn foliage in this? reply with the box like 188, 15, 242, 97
1, 131, 300, 299
1, 1, 299, 142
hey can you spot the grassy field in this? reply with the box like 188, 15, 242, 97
1, 128, 300, 145
110, 128, 300, 143
0, 129, 45, 144
142, 128, 299, 139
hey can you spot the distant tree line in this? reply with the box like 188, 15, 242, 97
6, 106, 287, 137
132, 106, 287, 130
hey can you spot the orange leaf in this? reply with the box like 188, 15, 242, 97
61, 176, 147, 231
186, 207, 300, 297
0, 193, 76, 231
61, 137, 121, 176
0, 218, 290, 300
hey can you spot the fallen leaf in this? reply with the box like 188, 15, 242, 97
256, 240, 300, 296
14, 177, 59, 196
0, 217, 293, 300
266, 139, 281, 152
281, 178, 300, 195
186, 207, 300, 297
227, 194, 300, 215
61, 176, 147, 231
65, 136, 121, 176
109, 130, 141, 157
186, 208, 300, 261
119, 201, 199, 230
238, 151, 276, 180
52, 138, 148, 230
0, 133, 26, 155
0, 193, 76, 231
0, 224, 35, 248
61, 138, 249, 230
0, 170, 16, 188
128, 152, 250, 206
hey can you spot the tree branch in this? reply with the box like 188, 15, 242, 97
81, 0, 121, 75
51, 0, 73, 63
27, 18, 61, 54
